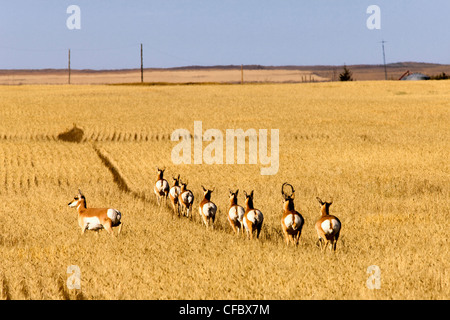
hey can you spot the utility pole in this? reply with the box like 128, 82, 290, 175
140, 43, 144, 83
381, 40, 387, 80
68, 49, 71, 84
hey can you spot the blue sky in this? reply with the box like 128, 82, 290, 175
0, 0, 449, 69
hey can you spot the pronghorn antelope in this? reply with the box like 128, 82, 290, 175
179, 179, 194, 218
315, 197, 341, 251
154, 167, 170, 206
280, 183, 304, 246
68, 189, 122, 236
169, 174, 181, 216
243, 190, 264, 239
227, 189, 245, 235
199, 186, 217, 228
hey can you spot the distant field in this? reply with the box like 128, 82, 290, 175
0, 81, 449, 299
1, 62, 449, 85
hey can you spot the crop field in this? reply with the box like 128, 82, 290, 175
0, 81, 449, 300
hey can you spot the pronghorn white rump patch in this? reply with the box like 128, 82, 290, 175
246, 209, 263, 224
321, 218, 340, 235
284, 214, 302, 230
181, 191, 193, 204
229, 206, 245, 221
107, 209, 121, 226
84, 216, 102, 230
202, 202, 217, 217
156, 180, 169, 192
169, 186, 180, 198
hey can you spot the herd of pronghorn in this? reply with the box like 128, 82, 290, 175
68, 167, 342, 251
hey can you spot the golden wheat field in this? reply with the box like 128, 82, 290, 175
0, 81, 449, 300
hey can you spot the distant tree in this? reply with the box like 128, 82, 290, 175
430, 72, 449, 80
339, 65, 353, 81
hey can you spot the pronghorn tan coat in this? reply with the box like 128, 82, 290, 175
68, 190, 122, 236
199, 186, 217, 228
179, 180, 194, 218
154, 168, 169, 206
227, 189, 245, 235
281, 196, 304, 246
169, 175, 181, 216
315, 197, 341, 251
243, 191, 264, 239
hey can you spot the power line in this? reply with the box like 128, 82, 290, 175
380, 40, 387, 80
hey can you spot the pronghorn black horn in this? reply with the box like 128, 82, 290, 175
281, 182, 287, 196
282, 183, 295, 198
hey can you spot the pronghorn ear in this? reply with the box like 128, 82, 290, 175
236, 189, 239, 196
211, 187, 215, 193
291, 192, 295, 200
316, 197, 324, 205
202, 185, 207, 192
243, 190, 248, 197
78, 188, 83, 196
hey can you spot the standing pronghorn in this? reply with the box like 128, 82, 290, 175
179, 179, 194, 218
315, 197, 341, 251
68, 189, 122, 236
242, 190, 264, 239
281, 183, 304, 246
154, 167, 169, 206
227, 189, 245, 235
169, 174, 181, 216
199, 186, 217, 228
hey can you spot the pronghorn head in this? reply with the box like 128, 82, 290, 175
281, 183, 295, 201
180, 179, 188, 192
68, 189, 87, 208
156, 167, 165, 180
243, 190, 254, 209
172, 174, 180, 186
229, 189, 239, 203
282, 183, 295, 210
201, 185, 215, 201
316, 197, 333, 215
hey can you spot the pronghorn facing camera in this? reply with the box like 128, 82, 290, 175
243, 190, 264, 240
154, 167, 170, 206
68, 189, 122, 236
315, 197, 341, 252
199, 186, 218, 228
169, 174, 181, 216
281, 183, 304, 246
179, 179, 194, 218
228, 189, 245, 235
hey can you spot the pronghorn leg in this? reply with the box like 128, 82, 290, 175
103, 221, 114, 236
294, 232, 300, 246
118, 222, 123, 236
256, 225, 262, 239
81, 224, 88, 235
316, 237, 324, 250
229, 218, 237, 234
282, 228, 289, 245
